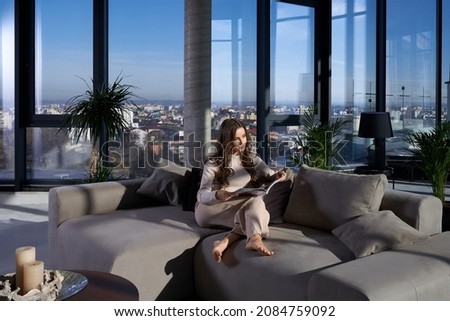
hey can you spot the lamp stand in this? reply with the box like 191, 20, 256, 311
356, 137, 394, 188
373, 137, 386, 168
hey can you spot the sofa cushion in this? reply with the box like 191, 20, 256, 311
183, 167, 203, 212
53, 206, 222, 300
194, 224, 354, 300
284, 165, 388, 231
309, 232, 450, 300
332, 210, 430, 258
263, 168, 295, 224
263, 180, 292, 224
136, 164, 188, 206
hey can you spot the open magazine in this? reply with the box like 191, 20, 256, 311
234, 176, 285, 196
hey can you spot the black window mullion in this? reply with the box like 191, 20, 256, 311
256, 0, 271, 161
93, 0, 109, 156
436, 0, 442, 122
15, 0, 35, 190
315, 0, 331, 123
376, 0, 386, 113
94, 0, 108, 88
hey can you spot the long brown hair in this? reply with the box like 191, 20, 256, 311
210, 119, 256, 188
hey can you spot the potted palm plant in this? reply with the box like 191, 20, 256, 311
60, 75, 138, 182
403, 121, 450, 230
291, 105, 349, 170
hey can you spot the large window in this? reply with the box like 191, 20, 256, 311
212, 0, 257, 137
26, 128, 89, 180
4, 0, 449, 189
35, 0, 92, 114
383, 0, 438, 171
332, 0, 376, 113
386, 0, 436, 131
331, 0, 376, 165
109, 0, 184, 101
267, 1, 315, 167
0, 0, 14, 180
109, 0, 185, 177
270, 1, 314, 113
27, 0, 93, 180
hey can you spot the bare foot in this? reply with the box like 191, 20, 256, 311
245, 234, 274, 256
212, 232, 241, 263
212, 239, 229, 263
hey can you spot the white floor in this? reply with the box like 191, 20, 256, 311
0, 180, 448, 276
0, 192, 49, 275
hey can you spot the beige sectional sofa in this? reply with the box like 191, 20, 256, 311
48, 165, 450, 300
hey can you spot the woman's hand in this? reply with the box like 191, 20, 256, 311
275, 168, 287, 181
215, 190, 237, 201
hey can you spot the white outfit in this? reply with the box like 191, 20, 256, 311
195, 155, 275, 240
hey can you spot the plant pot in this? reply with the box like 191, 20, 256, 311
442, 202, 450, 232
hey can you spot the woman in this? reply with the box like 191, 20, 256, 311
195, 119, 286, 263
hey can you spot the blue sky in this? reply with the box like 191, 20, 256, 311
1, 0, 14, 109
2, 0, 449, 108
109, 0, 185, 102
36, 0, 186, 103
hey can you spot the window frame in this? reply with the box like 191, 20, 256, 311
257, 0, 331, 161
6, 0, 448, 190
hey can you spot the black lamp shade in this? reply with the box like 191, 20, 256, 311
358, 112, 393, 138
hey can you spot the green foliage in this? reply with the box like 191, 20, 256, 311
60, 75, 138, 183
403, 121, 450, 204
83, 154, 113, 183
291, 105, 349, 170
61, 75, 138, 145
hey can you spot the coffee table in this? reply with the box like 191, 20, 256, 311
65, 270, 139, 301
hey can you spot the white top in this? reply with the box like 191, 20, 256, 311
196, 154, 275, 205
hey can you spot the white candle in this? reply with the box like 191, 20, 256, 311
15, 246, 36, 295
22, 261, 44, 294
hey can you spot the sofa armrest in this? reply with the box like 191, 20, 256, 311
48, 178, 158, 264
380, 189, 442, 235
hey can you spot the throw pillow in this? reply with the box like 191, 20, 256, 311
263, 168, 295, 224
183, 167, 203, 212
136, 164, 188, 207
284, 165, 388, 231
332, 210, 430, 258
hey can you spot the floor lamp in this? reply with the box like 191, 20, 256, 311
355, 112, 394, 185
